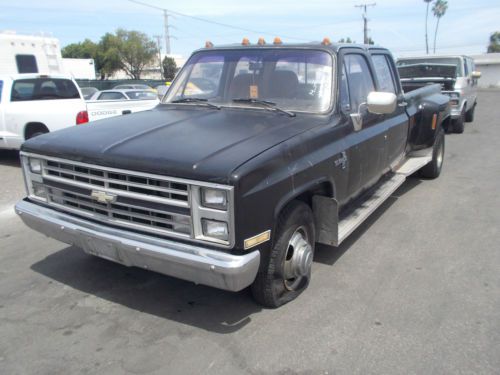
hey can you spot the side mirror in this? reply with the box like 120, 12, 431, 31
366, 92, 397, 115
472, 71, 482, 79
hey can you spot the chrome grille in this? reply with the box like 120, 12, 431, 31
44, 160, 189, 206
40, 158, 192, 238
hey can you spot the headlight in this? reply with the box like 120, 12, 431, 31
29, 158, 42, 174
201, 219, 228, 241
200, 188, 227, 210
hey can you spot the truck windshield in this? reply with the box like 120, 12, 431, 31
165, 49, 334, 113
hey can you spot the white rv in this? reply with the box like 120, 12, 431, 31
0, 32, 64, 75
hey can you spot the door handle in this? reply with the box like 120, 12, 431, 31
122, 110, 132, 115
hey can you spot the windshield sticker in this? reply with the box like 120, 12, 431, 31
250, 85, 259, 98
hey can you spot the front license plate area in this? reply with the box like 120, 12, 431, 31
81, 234, 122, 263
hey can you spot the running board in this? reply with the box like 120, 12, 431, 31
337, 174, 406, 245
395, 155, 432, 176
313, 154, 432, 247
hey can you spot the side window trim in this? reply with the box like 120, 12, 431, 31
343, 52, 376, 111
371, 53, 398, 94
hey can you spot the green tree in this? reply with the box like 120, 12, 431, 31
62, 39, 97, 59
338, 38, 354, 43
62, 37, 121, 79
488, 31, 500, 53
111, 29, 158, 79
424, 0, 433, 54
162, 56, 177, 81
97, 33, 122, 79
367, 37, 375, 45
432, 0, 448, 53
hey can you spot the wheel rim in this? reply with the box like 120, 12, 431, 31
283, 226, 313, 291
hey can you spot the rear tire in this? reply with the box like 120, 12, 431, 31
465, 103, 476, 122
420, 127, 445, 179
452, 108, 465, 134
251, 201, 315, 308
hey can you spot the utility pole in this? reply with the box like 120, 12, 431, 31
164, 10, 171, 55
355, 3, 376, 44
154, 34, 163, 79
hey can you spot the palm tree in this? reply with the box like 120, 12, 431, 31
432, 0, 448, 54
424, 0, 433, 54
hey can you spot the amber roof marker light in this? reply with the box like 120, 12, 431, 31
257, 37, 266, 45
241, 37, 250, 46
205, 40, 214, 48
273, 37, 283, 45
322, 37, 332, 46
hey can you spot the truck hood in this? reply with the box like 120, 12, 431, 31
398, 63, 457, 80
22, 105, 327, 183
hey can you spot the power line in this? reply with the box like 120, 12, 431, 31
126, 0, 309, 43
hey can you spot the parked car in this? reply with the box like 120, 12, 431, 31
86, 89, 159, 121
16, 41, 450, 307
0, 74, 88, 150
155, 84, 170, 99
80, 86, 98, 100
112, 84, 153, 90
397, 55, 480, 133
88, 89, 158, 101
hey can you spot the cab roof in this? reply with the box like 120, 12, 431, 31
196, 40, 390, 54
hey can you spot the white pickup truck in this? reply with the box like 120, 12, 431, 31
0, 74, 159, 150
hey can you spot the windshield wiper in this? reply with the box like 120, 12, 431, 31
232, 98, 296, 117
171, 98, 220, 109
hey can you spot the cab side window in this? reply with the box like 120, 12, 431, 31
463, 59, 469, 76
372, 54, 397, 94
339, 65, 351, 111
344, 54, 375, 110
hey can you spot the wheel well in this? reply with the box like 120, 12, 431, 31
24, 122, 49, 140
293, 182, 334, 208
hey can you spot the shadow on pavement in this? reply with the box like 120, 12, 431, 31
31, 247, 262, 333
0, 150, 21, 167
314, 176, 422, 265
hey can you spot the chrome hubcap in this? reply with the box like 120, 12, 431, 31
283, 227, 313, 290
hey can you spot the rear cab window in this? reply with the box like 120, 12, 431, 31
98, 92, 126, 100
11, 78, 80, 101
371, 54, 397, 94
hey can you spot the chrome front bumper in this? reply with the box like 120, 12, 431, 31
15, 200, 260, 292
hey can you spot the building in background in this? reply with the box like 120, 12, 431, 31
472, 53, 500, 88
62, 58, 96, 80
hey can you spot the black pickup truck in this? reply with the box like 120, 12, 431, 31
16, 40, 450, 307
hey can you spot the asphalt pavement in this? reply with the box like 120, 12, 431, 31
0, 90, 499, 375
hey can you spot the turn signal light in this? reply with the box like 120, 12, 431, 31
76, 110, 89, 125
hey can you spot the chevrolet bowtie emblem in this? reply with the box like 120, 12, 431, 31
91, 190, 117, 204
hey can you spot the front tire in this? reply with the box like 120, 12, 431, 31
465, 103, 476, 122
251, 201, 315, 308
452, 107, 466, 133
420, 127, 445, 179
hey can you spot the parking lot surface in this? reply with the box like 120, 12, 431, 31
1, 90, 499, 375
